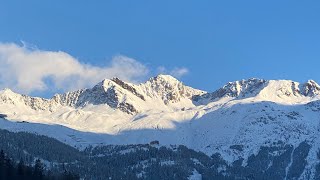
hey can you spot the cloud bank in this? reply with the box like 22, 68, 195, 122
157, 66, 189, 78
0, 43, 149, 94
0, 42, 189, 95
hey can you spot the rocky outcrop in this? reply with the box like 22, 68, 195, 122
301, 80, 320, 97
193, 78, 267, 103
142, 74, 205, 104
112, 78, 145, 101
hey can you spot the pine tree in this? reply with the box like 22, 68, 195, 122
33, 159, 44, 180
5, 157, 14, 179
17, 158, 25, 178
0, 150, 6, 179
62, 163, 79, 180
0, 150, 4, 162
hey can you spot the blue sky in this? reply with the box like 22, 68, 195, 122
1, 1, 320, 96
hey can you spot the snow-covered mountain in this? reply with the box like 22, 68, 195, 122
2, 75, 320, 178
0, 74, 204, 114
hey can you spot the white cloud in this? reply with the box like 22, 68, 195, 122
157, 66, 189, 78
170, 67, 189, 78
0, 42, 149, 94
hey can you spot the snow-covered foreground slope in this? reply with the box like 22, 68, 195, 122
1, 75, 320, 177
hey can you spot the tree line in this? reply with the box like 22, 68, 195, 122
0, 150, 79, 180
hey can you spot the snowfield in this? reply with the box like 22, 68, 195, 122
1, 75, 320, 178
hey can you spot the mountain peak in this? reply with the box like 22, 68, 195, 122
0, 88, 15, 95
302, 79, 320, 97
194, 78, 320, 105
143, 74, 205, 104
149, 74, 180, 84
0, 88, 19, 104
194, 78, 267, 103
98, 78, 116, 89
307, 79, 318, 84
3, 77, 320, 116
225, 78, 267, 97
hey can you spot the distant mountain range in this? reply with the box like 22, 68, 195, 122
1, 74, 320, 179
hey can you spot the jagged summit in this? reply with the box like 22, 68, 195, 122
142, 74, 205, 104
301, 80, 320, 97
1, 76, 320, 115
148, 74, 181, 83
219, 78, 267, 97
3, 76, 320, 179
0, 75, 204, 114
193, 78, 267, 103
0, 88, 15, 94
194, 78, 320, 104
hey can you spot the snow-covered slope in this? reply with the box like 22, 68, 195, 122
2, 75, 320, 178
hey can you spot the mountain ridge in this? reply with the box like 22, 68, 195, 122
2, 75, 320, 113
1, 75, 320, 178
0, 74, 206, 114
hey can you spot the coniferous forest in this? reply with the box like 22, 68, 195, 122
0, 149, 79, 180
0, 128, 319, 179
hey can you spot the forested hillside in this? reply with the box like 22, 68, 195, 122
0, 149, 79, 180
1, 129, 320, 179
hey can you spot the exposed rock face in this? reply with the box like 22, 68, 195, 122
67, 80, 139, 114
112, 77, 145, 101
301, 80, 320, 97
281, 81, 301, 97
2, 76, 320, 179
0, 89, 60, 112
142, 74, 205, 104
2, 76, 320, 115
0, 75, 204, 114
53, 90, 84, 107
193, 79, 320, 104
214, 78, 267, 98
193, 78, 267, 103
